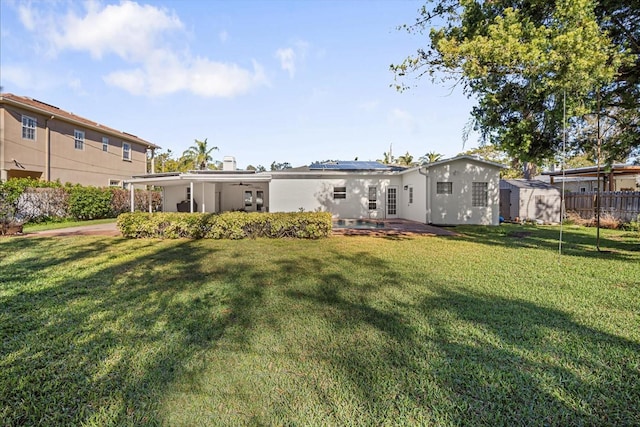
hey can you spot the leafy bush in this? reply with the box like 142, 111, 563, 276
67, 186, 113, 220
17, 187, 69, 222
117, 212, 333, 239
110, 188, 162, 215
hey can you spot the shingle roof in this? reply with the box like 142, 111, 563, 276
0, 93, 159, 149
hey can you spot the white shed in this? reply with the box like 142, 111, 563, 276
500, 179, 562, 223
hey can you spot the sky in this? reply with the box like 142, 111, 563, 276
0, 0, 482, 169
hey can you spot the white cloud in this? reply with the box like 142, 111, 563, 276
16, 1, 267, 98
0, 64, 54, 90
275, 48, 296, 78
275, 40, 310, 78
17, 4, 36, 31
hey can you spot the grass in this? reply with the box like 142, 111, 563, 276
1, 224, 639, 426
22, 218, 117, 232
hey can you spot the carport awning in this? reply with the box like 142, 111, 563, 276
125, 173, 272, 187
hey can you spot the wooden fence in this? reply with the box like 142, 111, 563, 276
564, 191, 640, 222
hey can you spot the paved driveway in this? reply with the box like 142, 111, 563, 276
26, 222, 120, 237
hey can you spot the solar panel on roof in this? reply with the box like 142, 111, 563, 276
309, 161, 392, 170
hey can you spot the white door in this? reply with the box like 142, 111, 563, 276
387, 186, 398, 218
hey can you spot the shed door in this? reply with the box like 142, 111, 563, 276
499, 189, 511, 220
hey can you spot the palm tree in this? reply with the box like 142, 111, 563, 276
419, 151, 443, 165
182, 138, 218, 170
397, 151, 415, 166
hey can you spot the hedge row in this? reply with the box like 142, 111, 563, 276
117, 211, 333, 239
0, 178, 161, 223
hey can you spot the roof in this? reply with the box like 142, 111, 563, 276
424, 155, 507, 169
501, 179, 561, 190
0, 93, 159, 149
543, 164, 640, 177
308, 160, 405, 171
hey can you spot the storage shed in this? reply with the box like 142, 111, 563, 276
500, 179, 562, 223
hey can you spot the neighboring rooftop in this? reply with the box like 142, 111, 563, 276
0, 93, 159, 149
543, 164, 640, 177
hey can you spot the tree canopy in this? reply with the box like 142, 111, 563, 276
392, 0, 638, 166
182, 138, 219, 171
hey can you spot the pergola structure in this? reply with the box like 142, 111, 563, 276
126, 170, 272, 213
543, 164, 640, 191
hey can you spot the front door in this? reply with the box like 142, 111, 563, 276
387, 186, 398, 218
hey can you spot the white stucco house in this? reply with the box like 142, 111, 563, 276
125, 155, 505, 226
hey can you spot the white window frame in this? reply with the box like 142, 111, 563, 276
102, 137, 109, 152
333, 186, 346, 199
368, 186, 377, 210
437, 182, 453, 195
472, 182, 488, 207
408, 186, 414, 204
122, 142, 131, 161
109, 179, 122, 187
22, 115, 37, 140
74, 130, 85, 150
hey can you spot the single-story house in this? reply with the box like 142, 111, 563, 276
500, 179, 562, 223
125, 155, 505, 226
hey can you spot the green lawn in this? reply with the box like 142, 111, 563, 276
1, 225, 639, 426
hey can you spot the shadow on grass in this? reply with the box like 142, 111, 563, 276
287, 275, 640, 425
1, 236, 638, 425
453, 224, 639, 260
0, 237, 265, 425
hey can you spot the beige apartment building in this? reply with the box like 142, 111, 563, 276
0, 93, 159, 187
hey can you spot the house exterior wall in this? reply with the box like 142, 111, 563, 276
269, 174, 402, 218
428, 159, 501, 225
1, 96, 154, 186
399, 168, 427, 223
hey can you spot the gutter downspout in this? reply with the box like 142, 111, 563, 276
44, 116, 54, 181
418, 166, 431, 224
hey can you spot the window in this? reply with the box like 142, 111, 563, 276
368, 186, 377, 210
186, 186, 191, 202
472, 182, 488, 207
102, 137, 109, 152
109, 180, 122, 187
409, 187, 414, 204
437, 182, 453, 194
22, 115, 37, 140
580, 187, 586, 193
74, 130, 84, 150
333, 186, 346, 199
122, 142, 131, 161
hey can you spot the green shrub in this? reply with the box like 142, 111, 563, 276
117, 211, 333, 239
68, 186, 113, 220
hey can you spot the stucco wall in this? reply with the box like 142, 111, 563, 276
269, 174, 402, 218
428, 159, 501, 225
399, 169, 427, 223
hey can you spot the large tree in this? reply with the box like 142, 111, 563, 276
392, 0, 637, 166
182, 138, 219, 171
